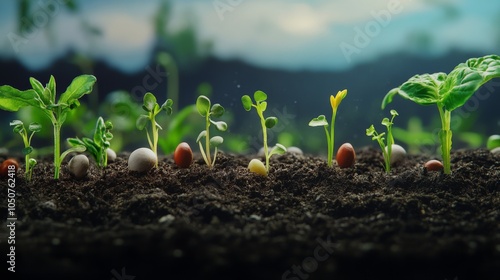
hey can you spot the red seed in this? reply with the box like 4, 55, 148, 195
174, 142, 193, 168
424, 160, 443, 172
336, 143, 356, 168
0, 158, 19, 177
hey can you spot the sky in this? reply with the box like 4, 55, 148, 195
0, 0, 499, 72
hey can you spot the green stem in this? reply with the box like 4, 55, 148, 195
205, 113, 212, 168
258, 108, 269, 172
324, 126, 332, 167
330, 109, 337, 167
53, 122, 61, 180
438, 106, 452, 174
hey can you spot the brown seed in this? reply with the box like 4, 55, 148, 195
336, 143, 356, 168
174, 142, 193, 168
0, 158, 19, 177
424, 160, 443, 172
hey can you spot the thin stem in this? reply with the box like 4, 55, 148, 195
198, 141, 209, 166
330, 109, 337, 167
151, 116, 159, 168
324, 126, 332, 167
205, 113, 212, 168
53, 122, 61, 179
438, 106, 452, 174
257, 108, 269, 172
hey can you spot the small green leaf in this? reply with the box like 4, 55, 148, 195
196, 130, 207, 143
105, 121, 113, 130
258, 101, 267, 112
487, 135, 500, 150
67, 138, 84, 147
390, 110, 398, 116
381, 118, 391, 127
59, 74, 96, 105
211, 104, 225, 118
0, 87, 39, 112
28, 122, 41, 132
10, 120, 23, 127
308, 115, 328, 127
196, 95, 211, 117
29, 77, 44, 97
254, 90, 267, 102
136, 115, 149, 130
210, 136, 224, 147
162, 99, 174, 115
241, 95, 252, 111
210, 120, 228, 131
22, 146, 33, 155
366, 125, 376, 136
47, 75, 56, 103
143, 92, 157, 112
271, 143, 287, 155
265, 117, 278, 128
28, 158, 37, 168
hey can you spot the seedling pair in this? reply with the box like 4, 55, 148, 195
366, 110, 398, 173
383, 55, 500, 174
0, 75, 95, 179
242, 90, 286, 175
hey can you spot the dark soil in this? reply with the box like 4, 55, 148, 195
1, 148, 500, 280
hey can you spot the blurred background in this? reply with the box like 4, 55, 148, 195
0, 0, 499, 156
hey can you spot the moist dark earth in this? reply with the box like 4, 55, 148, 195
1, 148, 499, 280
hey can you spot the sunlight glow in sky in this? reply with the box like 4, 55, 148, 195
0, 0, 499, 72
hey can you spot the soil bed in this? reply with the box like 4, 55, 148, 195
1, 148, 499, 280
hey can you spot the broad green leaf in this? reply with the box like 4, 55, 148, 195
211, 103, 225, 118
210, 136, 224, 147
442, 55, 500, 111
210, 120, 228, 131
22, 146, 33, 155
136, 115, 149, 130
241, 95, 252, 111
59, 74, 97, 106
67, 138, 84, 147
0, 87, 39, 111
254, 90, 267, 102
265, 117, 278, 128
487, 135, 500, 150
143, 92, 157, 112
196, 130, 207, 143
308, 115, 328, 127
28, 122, 41, 132
196, 95, 211, 117
258, 101, 267, 112
271, 143, 287, 155
382, 73, 446, 109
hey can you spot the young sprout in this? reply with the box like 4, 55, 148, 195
366, 109, 399, 173
68, 117, 113, 168
0, 75, 95, 179
382, 55, 500, 174
196, 95, 227, 168
10, 120, 41, 181
241, 90, 286, 175
136, 92, 173, 168
309, 89, 347, 167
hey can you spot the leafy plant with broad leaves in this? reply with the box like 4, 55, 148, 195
0, 75, 95, 179
136, 92, 173, 167
196, 95, 227, 168
382, 55, 500, 174
68, 117, 113, 168
241, 90, 287, 175
10, 120, 41, 181
366, 110, 398, 173
309, 89, 348, 167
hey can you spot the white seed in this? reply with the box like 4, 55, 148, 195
287, 146, 303, 155
106, 148, 117, 162
68, 154, 89, 179
491, 147, 500, 155
248, 159, 267, 176
386, 144, 406, 165
128, 147, 157, 172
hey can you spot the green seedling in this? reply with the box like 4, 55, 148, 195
241, 90, 286, 174
309, 89, 348, 167
196, 95, 227, 168
0, 75, 95, 179
366, 110, 399, 173
10, 120, 41, 181
382, 54, 500, 174
487, 135, 500, 150
68, 117, 113, 168
136, 92, 173, 168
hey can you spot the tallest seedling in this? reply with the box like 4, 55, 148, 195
0, 75, 96, 179
382, 55, 500, 174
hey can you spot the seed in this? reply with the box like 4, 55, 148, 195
248, 159, 267, 176
174, 142, 193, 168
386, 144, 406, 165
336, 143, 356, 168
0, 158, 19, 177
424, 160, 443, 172
106, 148, 117, 163
68, 154, 89, 179
128, 147, 157, 172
